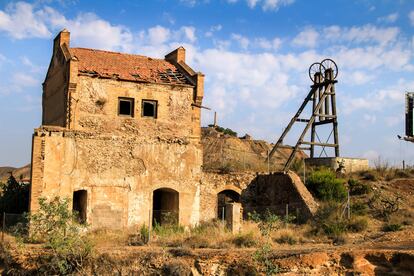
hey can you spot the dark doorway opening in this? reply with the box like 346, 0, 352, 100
152, 188, 179, 226
217, 190, 240, 220
73, 190, 87, 224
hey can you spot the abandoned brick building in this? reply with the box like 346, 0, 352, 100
30, 30, 317, 229
30, 29, 207, 228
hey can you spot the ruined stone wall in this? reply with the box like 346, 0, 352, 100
242, 172, 318, 221
30, 127, 202, 228
72, 76, 197, 140
42, 49, 68, 127
200, 172, 256, 221
200, 171, 318, 222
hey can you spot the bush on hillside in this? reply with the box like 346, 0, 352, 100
348, 178, 371, 195
306, 169, 347, 202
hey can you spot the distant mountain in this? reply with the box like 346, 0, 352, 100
0, 164, 31, 183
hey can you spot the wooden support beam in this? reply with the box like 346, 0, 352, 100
296, 118, 310, 122
301, 141, 338, 147
314, 119, 334, 126
313, 114, 337, 118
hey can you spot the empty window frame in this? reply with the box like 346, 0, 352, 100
118, 97, 134, 117
142, 100, 158, 118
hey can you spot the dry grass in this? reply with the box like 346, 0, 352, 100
151, 220, 264, 249
87, 229, 130, 247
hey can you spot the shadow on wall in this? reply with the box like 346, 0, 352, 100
241, 171, 318, 222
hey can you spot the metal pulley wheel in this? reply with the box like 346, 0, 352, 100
319, 58, 338, 80
308, 62, 325, 83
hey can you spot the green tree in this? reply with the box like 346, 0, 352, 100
0, 174, 29, 214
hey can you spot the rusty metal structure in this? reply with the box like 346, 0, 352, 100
400, 92, 414, 143
269, 59, 340, 172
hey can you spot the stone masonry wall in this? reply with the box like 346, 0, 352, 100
31, 128, 202, 228
31, 75, 203, 229
200, 171, 318, 222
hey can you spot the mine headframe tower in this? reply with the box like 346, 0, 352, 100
269, 59, 340, 172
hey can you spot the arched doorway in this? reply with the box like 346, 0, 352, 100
152, 188, 179, 226
73, 190, 87, 224
217, 189, 240, 220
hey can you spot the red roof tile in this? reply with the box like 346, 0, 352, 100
70, 48, 193, 86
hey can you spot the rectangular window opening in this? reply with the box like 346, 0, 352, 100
142, 100, 158, 118
118, 97, 134, 117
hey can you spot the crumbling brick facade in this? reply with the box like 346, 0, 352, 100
30, 29, 204, 228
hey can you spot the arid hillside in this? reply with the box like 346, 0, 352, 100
0, 164, 30, 183
202, 126, 306, 172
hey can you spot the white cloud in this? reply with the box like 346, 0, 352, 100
12, 73, 39, 88
247, 0, 260, 8
343, 80, 411, 114
254, 37, 282, 50
0, 2, 51, 39
409, 10, 414, 26
385, 116, 401, 127
377, 12, 398, 23
363, 114, 376, 124
205, 24, 222, 37
292, 27, 319, 48
323, 24, 399, 46
231, 33, 250, 49
192, 49, 299, 118
0, 2, 134, 51
262, 0, 294, 11
178, 26, 197, 43
179, 0, 197, 7
245, 0, 294, 11
147, 25, 171, 46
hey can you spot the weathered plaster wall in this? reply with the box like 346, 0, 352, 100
72, 76, 197, 140
200, 171, 318, 222
305, 157, 369, 173
30, 128, 202, 228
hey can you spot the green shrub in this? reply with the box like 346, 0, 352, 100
248, 209, 281, 237
348, 179, 371, 195
394, 169, 411, 178
275, 233, 297, 245
312, 202, 367, 240
28, 197, 93, 274
382, 223, 402, 232
209, 125, 238, 137
253, 243, 280, 275
232, 232, 257, 248
347, 217, 368, 233
360, 171, 377, 181
306, 169, 347, 202
351, 202, 368, 216
153, 222, 185, 237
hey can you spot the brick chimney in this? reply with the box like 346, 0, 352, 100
53, 29, 70, 52
165, 47, 185, 63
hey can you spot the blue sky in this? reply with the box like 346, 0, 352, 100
0, 0, 414, 167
